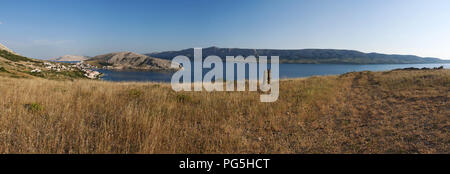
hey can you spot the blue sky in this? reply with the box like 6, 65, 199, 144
0, 0, 449, 59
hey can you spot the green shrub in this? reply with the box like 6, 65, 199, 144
24, 103, 44, 112
176, 94, 191, 103
0, 66, 7, 72
54, 70, 86, 78
128, 89, 143, 98
24, 71, 45, 78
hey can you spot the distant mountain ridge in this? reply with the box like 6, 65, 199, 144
86, 51, 179, 71
50, 55, 89, 62
146, 47, 450, 64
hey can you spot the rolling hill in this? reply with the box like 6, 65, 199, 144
0, 43, 19, 55
0, 43, 89, 80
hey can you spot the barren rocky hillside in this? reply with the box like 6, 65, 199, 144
87, 51, 179, 71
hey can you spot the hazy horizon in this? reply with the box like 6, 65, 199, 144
1, 0, 450, 60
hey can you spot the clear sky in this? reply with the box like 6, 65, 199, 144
0, 0, 449, 59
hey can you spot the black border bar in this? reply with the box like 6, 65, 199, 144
0, 154, 448, 172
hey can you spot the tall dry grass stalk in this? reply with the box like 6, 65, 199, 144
0, 69, 448, 153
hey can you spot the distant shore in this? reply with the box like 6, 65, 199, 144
95, 63, 450, 83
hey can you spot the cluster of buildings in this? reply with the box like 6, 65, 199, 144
31, 62, 73, 73
75, 61, 96, 69
44, 62, 73, 72
75, 61, 102, 79
30, 61, 101, 79
82, 69, 101, 79
31, 69, 42, 73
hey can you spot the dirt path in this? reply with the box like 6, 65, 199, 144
340, 71, 449, 153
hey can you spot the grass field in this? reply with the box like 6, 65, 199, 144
0, 69, 448, 153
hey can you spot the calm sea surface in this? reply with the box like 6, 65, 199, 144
97, 63, 450, 82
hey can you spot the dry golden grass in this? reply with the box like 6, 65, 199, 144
0, 69, 448, 154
